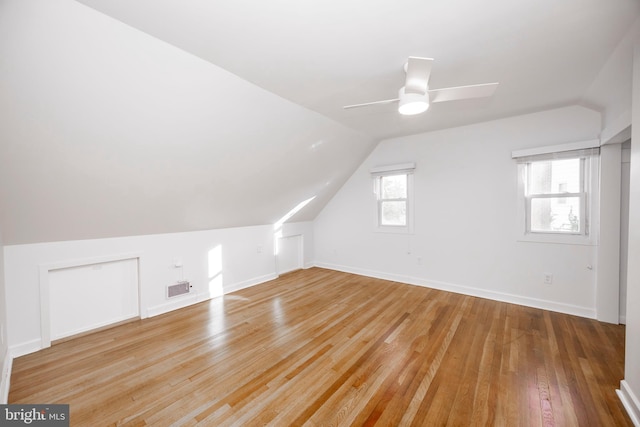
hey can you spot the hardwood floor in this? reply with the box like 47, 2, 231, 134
10, 268, 631, 426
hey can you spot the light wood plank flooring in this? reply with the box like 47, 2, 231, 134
10, 268, 631, 426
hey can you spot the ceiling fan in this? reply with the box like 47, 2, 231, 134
343, 57, 499, 116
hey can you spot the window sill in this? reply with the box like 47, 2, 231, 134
375, 225, 413, 234
517, 232, 596, 246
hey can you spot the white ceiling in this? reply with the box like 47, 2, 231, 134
76, 0, 639, 140
1, 0, 638, 245
0, 0, 375, 244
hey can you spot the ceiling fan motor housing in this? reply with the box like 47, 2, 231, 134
398, 86, 429, 115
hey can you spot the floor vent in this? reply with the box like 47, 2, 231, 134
167, 281, 191, 298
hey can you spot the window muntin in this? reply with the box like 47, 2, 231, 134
371, 165, 414, 234
524, 157, 587, 235
378, 174, 408, 227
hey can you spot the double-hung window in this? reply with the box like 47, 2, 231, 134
526, 157, 586, 234
371, 163, 415, 233
513, 143, 599, 244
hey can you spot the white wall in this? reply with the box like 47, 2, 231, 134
315, 106, 602, 317
618, 41, 640, 426
597, 143, 622, 323
4, 222, 313, 357
620, 141, 631, 324
583, 17, 639, 133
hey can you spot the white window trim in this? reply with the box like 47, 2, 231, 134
514, 145, 600, 246
371, 163, 415, 234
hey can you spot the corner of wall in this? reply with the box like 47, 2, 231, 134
0, 348, 11, 404
618, 381, 640, 426
0, 231, 10, 403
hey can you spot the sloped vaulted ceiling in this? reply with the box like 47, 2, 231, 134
0, 0, 639, 245
76, 0, 639, 138
0, 0, 375, 245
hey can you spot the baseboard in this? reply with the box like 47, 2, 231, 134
0, 348, 12, 404
315, 262, 596, 319
9, 339, 41, 359
147, 272, 278, 317
147, 293, 199, 318
618, 380, 640, 426
11, 272, 280, 358
222, 273, 278, 294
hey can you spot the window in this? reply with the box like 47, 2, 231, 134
513, 143, 599, 244
526, 157, 585, 234
377, 174, 407, 226
371, 163, 415, 233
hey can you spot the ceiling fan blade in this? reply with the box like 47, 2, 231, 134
429, 82, 499, 103
343, 98, 400, 110
404, 57, 433, 95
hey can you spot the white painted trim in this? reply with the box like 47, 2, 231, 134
618, 380, 640, 427
373, 173, 415, 235
0, 348, 12, 404
18, 268, 278, 351
515, 154, 600, 246
147, 272, 277, 317
147, 293, 198, 318
38, 265, 50, 349
314, 262, 596, 319
39, 253, 142, 349
223, 273, 277, 294
596, 143, 622, 324
511, 139, 600, 158
370, 162, 416, 175
9, 339, 42, 358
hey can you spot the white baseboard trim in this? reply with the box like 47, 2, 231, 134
147, 293, 199, 318
315, 262, 596, 319
9, 339, 41, 359
11, 273, 280, 358
223, 273, 278, 294
147, 273, 278, 317
0, 348, 12, 404
618, 380, 640, 426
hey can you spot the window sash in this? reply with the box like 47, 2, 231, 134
376, 174, 408, 227
378, 199, 407, 227
373, 172, 412, 232
525, 193, 587, 235
523, 156, 588, 236
524, 157, 585, 196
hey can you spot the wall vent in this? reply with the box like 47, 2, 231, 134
167, 281, 191, 298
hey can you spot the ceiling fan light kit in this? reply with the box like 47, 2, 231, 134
398, 86, 429, 115
343, 56, 499, 116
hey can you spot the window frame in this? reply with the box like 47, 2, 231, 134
371, 163, 415, 234
514, 144, 599, 246
524, 157, 588, 236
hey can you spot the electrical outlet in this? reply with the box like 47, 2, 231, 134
544, 273, 553, 284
